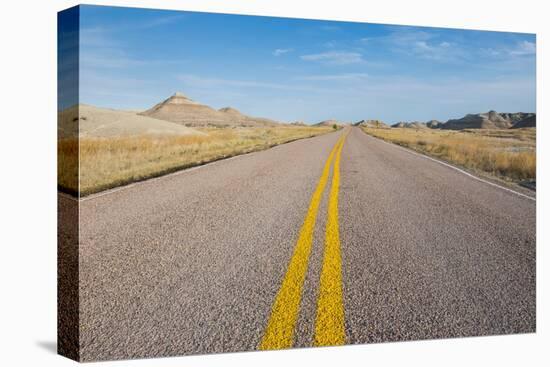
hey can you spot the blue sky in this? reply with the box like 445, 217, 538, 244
73, 5, 536, 123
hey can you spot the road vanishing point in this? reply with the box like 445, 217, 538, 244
59, 126, 535, 361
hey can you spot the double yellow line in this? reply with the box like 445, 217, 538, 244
259, 131, 348, 350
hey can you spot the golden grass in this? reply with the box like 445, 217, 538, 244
58, 126, 332, 196
58, 139, 79, 195
361, 127, 536, 182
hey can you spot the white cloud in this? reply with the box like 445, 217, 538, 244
405, 40, 461, 61
414, 41, 432, 52
481, 41, 536, 58
509, 41, 536, 56
80, 25, 187, 69
481, 48, 501, 57
372, 29, 462, 61
80, 15, 185, 48
409, 40, 458, 60
138, 14, 185, 29
80, 27, 117, 48
300, 51, 364, 65
385, 29, 434, 45
272, 48, 292, 56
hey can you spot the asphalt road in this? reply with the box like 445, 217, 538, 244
63, 126, 535, 361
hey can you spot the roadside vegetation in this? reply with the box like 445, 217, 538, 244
59, 126, 332, 196
58, 138, 79, 195
361, 127, 536, 183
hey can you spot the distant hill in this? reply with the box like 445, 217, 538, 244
314, 119, 342, 127
391, 121, 428, 129
218, 107, 245, 117
355, 112, 535, 131
290, 121, 308, 126
354, 119, 389, 128
58, 104, 204, 138
140, 92, 279, 127
441, 111, 534, 130
511, 114, 536, 129
501, 113, 534, 124
426, 120, 443, 128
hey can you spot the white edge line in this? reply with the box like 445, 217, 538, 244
363, 132, 536, 202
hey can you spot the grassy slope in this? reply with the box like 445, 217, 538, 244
59, 126, 334, 196
360, 127, 535, 184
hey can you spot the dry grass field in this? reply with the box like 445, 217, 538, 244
59, 126, 333, 196
361, 127, 536, 183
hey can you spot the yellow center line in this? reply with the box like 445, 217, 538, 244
259, 133, 345, 350
314, 132, 348, 346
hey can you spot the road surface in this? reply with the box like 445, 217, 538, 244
59, 126, 535, 361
